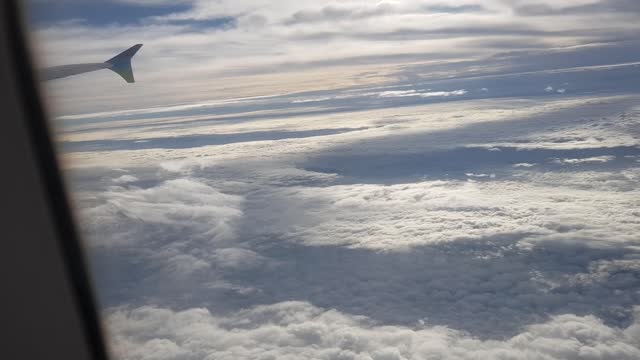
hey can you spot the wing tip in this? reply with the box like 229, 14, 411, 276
106, 44, 143, 83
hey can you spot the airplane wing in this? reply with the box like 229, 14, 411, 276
40, 44, 143, 83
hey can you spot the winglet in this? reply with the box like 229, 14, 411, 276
105, 44, 143, 83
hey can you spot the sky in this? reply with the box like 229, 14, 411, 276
26, 1, 640, 359
28, 0, 640, 114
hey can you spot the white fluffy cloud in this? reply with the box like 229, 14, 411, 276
79, 178, 244, 248
105, 301, 640, 360
239, 177, 640, 251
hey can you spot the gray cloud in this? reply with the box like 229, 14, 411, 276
514, 0, 640, 16
284, 3, 397, 25
292, 25, 584, 42
284, 2, 487, 25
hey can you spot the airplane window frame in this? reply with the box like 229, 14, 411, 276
1, 1, 108, 359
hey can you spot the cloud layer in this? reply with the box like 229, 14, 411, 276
106, 301, 640, 360
58, 94, 640, 355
